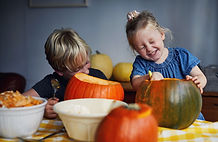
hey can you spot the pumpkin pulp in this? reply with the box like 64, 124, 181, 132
75, 73, 120, 85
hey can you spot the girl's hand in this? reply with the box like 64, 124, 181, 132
131, 72, 164, 91
44, 97, 59, 119
186, 75, 203, 94
150, 72, 164, 81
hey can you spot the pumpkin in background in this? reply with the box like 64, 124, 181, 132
64, 73, 124, 101
112, 62, 133, 82
95, 103, 158, 142
135, 79, 202, 129
90, 51, 113, 79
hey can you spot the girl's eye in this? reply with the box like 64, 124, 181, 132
139, 46, 146, 50
150, 41, 154, 44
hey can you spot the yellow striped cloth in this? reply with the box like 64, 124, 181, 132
158, 120, 218, 142
0, 119, 218, 142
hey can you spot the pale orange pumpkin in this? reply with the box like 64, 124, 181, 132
112, 62, 133, 82
64, 73, 124, 101
90, 51, 113, 79
95, 103, 158, 142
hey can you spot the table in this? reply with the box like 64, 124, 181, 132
201, 91, 218, 122
120, 81, 218, 122
0, 119, 218, 142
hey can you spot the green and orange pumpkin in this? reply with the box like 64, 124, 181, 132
135, 78, 202, 129
95, 103, 158, 142
64, 73, 124, 101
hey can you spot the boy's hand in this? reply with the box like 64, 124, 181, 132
186, 75, 203, 94
44, 97, 59, 119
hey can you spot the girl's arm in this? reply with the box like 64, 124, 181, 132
186, 65, 207, 94
131, 72, 164, 90
131, 75, 148, 90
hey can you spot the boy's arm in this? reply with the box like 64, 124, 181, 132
22, 89, 40, 97
23, 88, 58, 119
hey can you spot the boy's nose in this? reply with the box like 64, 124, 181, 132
79, 63, 90, 74
80, 68, 89, 74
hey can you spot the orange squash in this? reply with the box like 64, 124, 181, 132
64, 73, 124, 101
95, 103, 158, 142
135, 78, 202, 129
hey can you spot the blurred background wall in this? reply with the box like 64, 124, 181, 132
0, 0, 217, 90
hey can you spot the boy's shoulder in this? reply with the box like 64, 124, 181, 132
89, 68, 107, 80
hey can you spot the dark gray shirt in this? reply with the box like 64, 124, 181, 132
32, 68, 107, 101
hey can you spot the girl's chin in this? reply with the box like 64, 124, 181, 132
150, 52, 162, 62
148, 55, 160, 61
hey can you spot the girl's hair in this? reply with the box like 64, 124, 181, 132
45, 28, 91, 72
126, 10, 172, 50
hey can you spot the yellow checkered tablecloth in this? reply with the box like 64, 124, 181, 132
0, 119, 218, 142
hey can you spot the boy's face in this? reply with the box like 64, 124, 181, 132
132, 25, 165, 63
60, 61, 91, 79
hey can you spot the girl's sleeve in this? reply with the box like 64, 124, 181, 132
177, 48, 200, 75
130, 56, 148, 80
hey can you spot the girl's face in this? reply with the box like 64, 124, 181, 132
132, 25, 166, 63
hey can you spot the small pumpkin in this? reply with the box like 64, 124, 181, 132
90, 51, 113, 79
112, 62, 133, 82
135, 78, 202, 129
64, 73, 124, 101
95, 103, 158, 142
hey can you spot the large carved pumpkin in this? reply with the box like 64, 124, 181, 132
135, 79, 202, 129
64, 73, 124, 101
95, 103, 158, 142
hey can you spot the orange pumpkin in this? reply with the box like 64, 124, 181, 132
64, 73, 124, 101
95, 103, 158, 142
135, 78, 202, 129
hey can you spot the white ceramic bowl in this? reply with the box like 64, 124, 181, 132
0, 97, 47, 138
54, 98, 127, 141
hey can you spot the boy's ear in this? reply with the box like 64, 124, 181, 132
55, 70, 64, 76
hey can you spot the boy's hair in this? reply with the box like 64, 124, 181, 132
45, 28, 91, 72
126, 10, 172, 50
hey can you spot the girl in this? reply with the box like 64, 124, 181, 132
126, 10, 207, 120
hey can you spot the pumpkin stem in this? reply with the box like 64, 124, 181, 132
96, 50, 101, 54
125, 103, 141, 110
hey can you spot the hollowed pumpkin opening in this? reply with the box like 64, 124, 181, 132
75, 73, 120, 85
